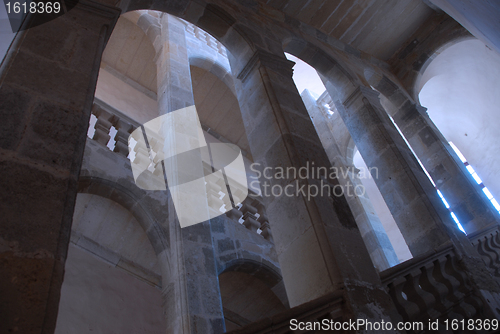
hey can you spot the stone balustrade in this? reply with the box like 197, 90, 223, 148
89, 100, 140, 157
224, 195, 274, 243
185, 22, 227, 57
381, 245, 483, 326
469, 225, 500, 279
88, 100, 272, 242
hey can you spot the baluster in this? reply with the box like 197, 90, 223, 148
186, 23, 195, 35
484, 232, 500, 276
444, 254, 482, 318
387, 276, 420, 321
230, 185, 247, 207
259, 221, 273, 242
205, 173, 231, 215
148, 136, 164, 166
92, 106, 112, 146
194, 26, 201, 39
87, 113, 98, 138
475, 237, 498, 275
240, 200, 260, 232
226, 207, 243, 221
205, 33, 212, 48
433, 255, 467, 310
402, 269, 439, 321
113, 118, 134, 157
217, 41, 224, 55
419, 261, 453, 317
254, 200, 273, 242
132, 131, 151, 167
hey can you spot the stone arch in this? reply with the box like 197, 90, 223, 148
345, 137, 357, 167
189, 56, 235, 95
120, 1, 256, 77
413, 35, 477, 101
218, 258, 289, 324
118, 10, 162, 54
218, 257, 282, 287
135, 12, 162, 52
78, 175, 170, 260
404, 33, 475, 101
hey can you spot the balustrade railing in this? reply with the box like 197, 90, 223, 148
469, 224, 500, 279
89, 100, 139, 158
185, 22, 227, 57
87, 100, 273, 242
381, 245, 484, 331
225, 195, 274, 243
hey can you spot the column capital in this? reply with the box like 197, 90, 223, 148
341, 85, 380, 110
237, 49, 295, 82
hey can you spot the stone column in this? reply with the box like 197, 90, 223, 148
325, 83, 500, 315
155, 14, 224, 334
326, 84, 457, 256
389, 96, 498, 235
231, 49, 402, 324
0, 2, 120, 333
302, 91, 399, 271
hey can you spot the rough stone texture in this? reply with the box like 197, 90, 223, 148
3, 0, 500, 332
0, 2, 120, 333
326, 84, 449, 256
230, 48, 402, 325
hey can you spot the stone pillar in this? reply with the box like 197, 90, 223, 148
155, 14, 224, 334
325, 83, 500, 315
0, 2, 120, 333
231, 49, 402, 324
302, 90, 399, 271
387, 96, 499, 235
326, 84, 457, 256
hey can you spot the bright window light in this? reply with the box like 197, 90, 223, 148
387, 115, 465, 233
451, 213, 466, 233
492, 199, 500, 212
437, 190, 450, 208
285, 53, 326, 98
449, 142, 467, 162
483, 187, 494, 200
471, 173, 482, 184
449, 141, 500, 215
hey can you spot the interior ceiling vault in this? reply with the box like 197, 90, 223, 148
259, 0, 434, 60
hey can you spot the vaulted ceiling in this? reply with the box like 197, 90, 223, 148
260, 0, 434, 60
